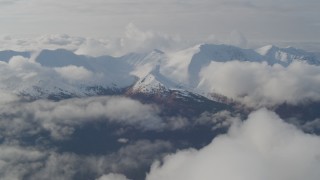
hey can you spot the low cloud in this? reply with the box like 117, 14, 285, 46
0, 24, 186, 57
0, 34, 84, 52
0, 55, 135, 97
195, 110, 240, 130
0, 139, 172, 180
96, 173, 130, 180
198, 61, 320, 107
102, 140, 173, 174
54, 65, 93, 81
36, 34, 84, 47
118, 23, 181, 54
75, 38, 110, 57
0, 145, 46, 180
0, 96, 164, 140
146, 109, 320, 180
76, 23, 184, 56
301, 118, 320, 133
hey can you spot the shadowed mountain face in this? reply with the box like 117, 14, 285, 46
0, 50, 31, 62
36, 49, 93, 68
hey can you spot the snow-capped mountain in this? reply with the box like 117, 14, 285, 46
0, 43, 319, 102
256, 45, 319, 66
4, 46, 320, 180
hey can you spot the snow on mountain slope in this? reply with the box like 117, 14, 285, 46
159, 43, 320, 88
256, 45, 320, 66
121, 49, 165, 67
0, 58, 78, 98
121, 49, 165, 78
132, 43, 265, 99
0, 50, 136, 99
0, 43, 319, 102
121, 49, 189, 96
160, 44, 201, 85
152, 44, 320, 107
35, 49, 136, 90
131, 65, 180, 94
186, 44, 262, 86
160, 44, 258, 86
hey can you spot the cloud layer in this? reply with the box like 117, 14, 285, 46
146, 109, 320, 180
96, 173, 130, 180
0, 140, 172, 180
0, 96, 165, 140
198, 61, 320, 107
0, 24, 183, 57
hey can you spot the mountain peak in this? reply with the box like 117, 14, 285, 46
152, 49, 165, 54
255, 45, 279, 56
1, 44, 319, 100
256, 44, 319, 66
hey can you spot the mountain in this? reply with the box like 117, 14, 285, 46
1, 44, 320, 180
0, 49, 133, 99
255, 45, 320, 66
0, 50, 31, 62
0, 44, 319, 102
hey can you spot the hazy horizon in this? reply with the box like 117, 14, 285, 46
0, 0, 319, 43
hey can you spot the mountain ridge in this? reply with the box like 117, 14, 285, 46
0, 43, 319, 104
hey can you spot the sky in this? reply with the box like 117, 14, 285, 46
0, 0, 320, 43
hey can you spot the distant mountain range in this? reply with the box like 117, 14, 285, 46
0, 44, 318, 99
0, 44, 319, 125
1, 43, 320, 180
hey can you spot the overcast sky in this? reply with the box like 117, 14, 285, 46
0, 0, 320, 43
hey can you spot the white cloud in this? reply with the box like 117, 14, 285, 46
0, 146, 100, 180
0, 145, 46, 180
302, 118, 320, 133
36, 34, 83, 46
196, 110, 240, 130
119, 23, 181, 53
0, 96, 164, 140
198, 61, 320, 107
96, 173, 130, 180
117, 138, 129, 144
0, 56, 86, 96
1, 43, 320, 109
0, 34, 85, 52
146, 109, 320, 180
0, 54, 136, 96
54, 65, 93, 81
0, 90, 19, 105
75, 38, 110, 57
165, 116, 189, 130
103, 140, 173, 174
0, 25, 186, 56
7, 55, 30, 68
0, 137, 172, 180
